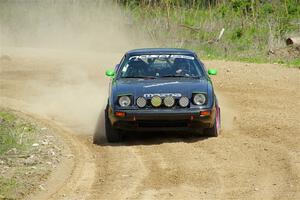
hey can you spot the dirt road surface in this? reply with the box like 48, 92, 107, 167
0, 49, 299, 200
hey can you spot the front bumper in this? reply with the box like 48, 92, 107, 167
107, 107, 216, 132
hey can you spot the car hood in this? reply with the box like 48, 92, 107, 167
113, 78, 209, 98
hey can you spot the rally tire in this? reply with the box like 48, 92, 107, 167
105, 112, 122, 143
204, 106, 220, 137
93, 110, 105, 145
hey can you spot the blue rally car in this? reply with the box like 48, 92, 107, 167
98, 48, 220, 143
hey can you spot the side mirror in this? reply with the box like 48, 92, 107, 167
105, 69, 115, 77
208, 69, 217, 75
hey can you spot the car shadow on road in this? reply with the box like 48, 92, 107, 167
96, 131, 209, 147
93, 112, 209, 146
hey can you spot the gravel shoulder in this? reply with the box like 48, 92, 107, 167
0, 108, 64, 200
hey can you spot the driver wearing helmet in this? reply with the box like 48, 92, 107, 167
125, 59, 149, 77
173, 58, 192, 76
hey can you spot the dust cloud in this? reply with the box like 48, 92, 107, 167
0, 0, 151, 135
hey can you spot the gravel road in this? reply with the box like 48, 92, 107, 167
0, 49, 299, 200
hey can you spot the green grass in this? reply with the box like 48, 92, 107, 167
287, 57, 300, 67
0, 177, 18, 200
0, 111, 36, 155
0, 111, 39, 199
118, 0, 300, 66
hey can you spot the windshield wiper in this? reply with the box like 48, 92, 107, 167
161, 74, 200, 79
122, 76, 157, 79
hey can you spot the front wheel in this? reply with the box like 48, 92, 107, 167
105, 113, 122, 142
204, 107, 220, 137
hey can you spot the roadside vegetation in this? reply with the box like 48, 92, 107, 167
0, 112, 36, 155
0, 110, 62, 200
0, 111, 35, 199
116, 0, 300, 67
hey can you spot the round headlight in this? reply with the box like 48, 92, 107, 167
193, 94, 206, 105
163, 96, 175, 107
151, 96, 162, 107
179, 96, 189, 107
119, 96, 131, 107
136, 97, 147, 108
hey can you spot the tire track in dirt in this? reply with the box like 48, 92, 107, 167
21, 112, 97, 200
88, 144, 148, 200
129, 142, 224, 200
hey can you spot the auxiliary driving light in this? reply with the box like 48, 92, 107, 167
179, 96, 189, 107
163, 96, 175, 107
136, 97, 147, 108
151, 96, 162, 107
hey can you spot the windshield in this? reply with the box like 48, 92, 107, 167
117, 54, 204, 79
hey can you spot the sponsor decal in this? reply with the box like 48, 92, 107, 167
144, 93, 182, 98
129, 54, 195, 61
